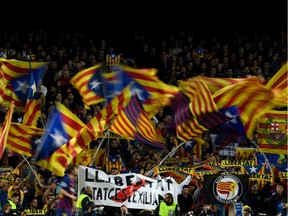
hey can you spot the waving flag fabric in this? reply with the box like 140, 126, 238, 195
199, 76, 260, 94
120, 65, 178, 97
265, 61, 287, 90
109, 94, 166, 149
72, 147, 92, 166
173, 89, 233, 142
87, 82, 134, 135
213, 106, 247, 150
0, 58, 47, 115
22, 64, 47, 126
173, 93, 207, 141
0, 58, 47, 82
0, 103, 14, 158
7, 123, 44, 157
34, 102, 87, 163
174, 79, 233, 141
212, 78, 286, 140
257, 110, 288, 155
0, 73, 24, 108
178, 79, 218, 116
38, 127, 96, 176
70, 63, 106, 107
117, 65, 179, 117
102, 70, 153, 108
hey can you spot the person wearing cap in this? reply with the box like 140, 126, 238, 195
242, 205, 251, 216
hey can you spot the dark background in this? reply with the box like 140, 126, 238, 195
1, 0, 287, 54
3, 1, 287, 32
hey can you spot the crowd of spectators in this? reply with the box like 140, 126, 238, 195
0, 27, 287, 216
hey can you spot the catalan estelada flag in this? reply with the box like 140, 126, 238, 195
87, 82, 133, 135
70, 63, 106, 107
118, 65, 179, 117
257, 110, 288, 155
0, 58, 47, 82
7, 123, 44, 157
0, 73, 24, 108
105, 156, 122, 173
0, 102, 14, 158
34, 102, 89, 176
199, 76, 261, 94
109, 94, 166, 149
213, 78, 286, 140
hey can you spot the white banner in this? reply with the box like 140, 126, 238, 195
78, 166, 181, 210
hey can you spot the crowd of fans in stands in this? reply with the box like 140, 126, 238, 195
0, 28, 286, 215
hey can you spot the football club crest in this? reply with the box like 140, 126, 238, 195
263, 115, 287, 146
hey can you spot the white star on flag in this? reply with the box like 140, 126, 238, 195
185, 140, 193, 148
15, 80, 30, 94
49, 129, 68, 147
31, 82, 37, 96
131, 86, 146, 101
90, 80, 102, 90
249, 166, 257, 173
224, 109, 237, 118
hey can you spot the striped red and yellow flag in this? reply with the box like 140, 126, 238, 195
178, 79, 218, 116
87, 83, 133, 135
0, 58, 46, 82
7, 123, 44, 157
35, 102, 92, 176
22, 99, 41, 126
0, 102, 14, 158
0, 73, 24, 108
217, 181, 237, 197
70, 63, 106, 107
109, 95, 166, 148
174, 96, 207, 142
119, 65, 179, 117
265, 61, 287, 90
200, 76, 258, 94
213, 78, 286, 139
36, 127, 96, 177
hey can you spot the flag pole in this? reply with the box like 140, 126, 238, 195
89, 129, 110, 166
251, 142, 274, 179
158, 141, 186, 166
21, 155, 42, 185
4, 158, 26, 178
